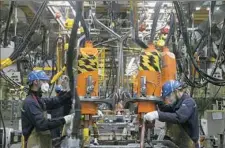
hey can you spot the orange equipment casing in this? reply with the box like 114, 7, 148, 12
161, 46, 177, 104
77, 41, 98, 115
137, 44, 161, 113
161, 46, 177, 85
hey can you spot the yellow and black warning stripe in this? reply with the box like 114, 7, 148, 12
139, 51, 161, 72
78, 54, 98, 74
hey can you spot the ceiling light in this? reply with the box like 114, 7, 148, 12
206, 7, 210, 11
196, 7, 200, 10
216, 7, 220, 10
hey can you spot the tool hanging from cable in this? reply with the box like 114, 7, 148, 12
50, 1, 90, 85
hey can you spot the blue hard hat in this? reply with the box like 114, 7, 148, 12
55, 85, 62, 93
28, 70, 50, 84
162, 80, 183, 97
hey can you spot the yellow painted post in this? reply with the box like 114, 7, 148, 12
101, 49, 105, 83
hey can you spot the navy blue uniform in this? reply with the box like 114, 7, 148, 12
47, 91, 72, 138
158, 93, 199, 143
21, 91, 71, 140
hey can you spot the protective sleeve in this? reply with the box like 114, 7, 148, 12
25, 100, 65, 131
158, 99, 195, 124
42, 91, 72, 110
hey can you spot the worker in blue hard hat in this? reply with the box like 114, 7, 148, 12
21, 70, 74, 148
144, 80, 199, 148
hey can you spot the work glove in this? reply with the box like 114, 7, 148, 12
98, 110, 104, 117
144, 111, 159, 121
64, 113, 74, 124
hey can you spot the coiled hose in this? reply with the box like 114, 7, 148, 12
173, 1, 225, 86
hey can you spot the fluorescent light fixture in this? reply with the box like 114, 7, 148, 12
216, 7, 220, 10
195, 7, 201, 10
206, 7, 210, 11
48, 1, 70, 6
146, 2, 156, 7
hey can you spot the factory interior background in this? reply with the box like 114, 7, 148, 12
0, 1, 225, 148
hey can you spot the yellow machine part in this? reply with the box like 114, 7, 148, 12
65, 18, 74, 29
132, 75, 138, 94
192, 53, 200, 79
137, 45, 162, 97
161, 46, 177, 85
50, 66, 66, 84
157, 39, 165, 47
21, 136, 25, 148
99, 49, 105, 85
33, 67, 56, 71
64, 43, 69, 51
77, 41, 99, 97
0, 58, 13, 70
83, 128, 90, 145
56, 46, 62, 73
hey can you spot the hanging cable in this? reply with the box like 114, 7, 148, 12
0, 1, 47, 70
149, 2, 163, 44
130, 0, 148, 49
3, 1, 15, 47
69, 1, 90, 41
67, 1, 83, 138
173, 1, 225, 86
165, 12, 175, 46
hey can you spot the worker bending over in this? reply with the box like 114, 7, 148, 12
21, 70, 74, 148
144, 80, 199, 148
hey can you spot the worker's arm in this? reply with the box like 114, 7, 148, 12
42, 91, 72, 110
157, 103, 173, 112
158, 99, 195, 124
25, 100, 65, 131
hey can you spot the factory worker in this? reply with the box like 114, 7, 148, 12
144, 80, 199, 148
21, 70, 74, 148
48, 85, 71, 139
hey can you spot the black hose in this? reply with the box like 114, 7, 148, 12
3, 1, 15, 47
41, 27, 47, 68
9, 1, 47, 61
207, 1, 216, 58
169, 14, 205, 88
81, 16, 90, 40
149, 2, 163, 44
130, 0, 148, 49
69, 1, 90, 40
0, 107, 6, 148
211, 18, 225, 75
165, 12, 175, 46
173, 1, 225, 86
67, 1, 83, 138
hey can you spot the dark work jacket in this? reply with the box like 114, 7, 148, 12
47, 91, 72, 138
158, 93, 199, 143
21, 91, 68, 140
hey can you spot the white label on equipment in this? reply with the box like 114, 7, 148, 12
5, 71, 21, 83
212, 112, 223, 120
47, 114, 51, 119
